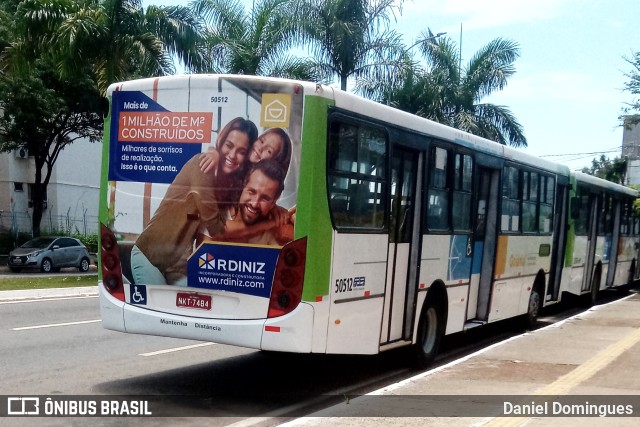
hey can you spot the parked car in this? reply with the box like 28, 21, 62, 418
7, 236, 91, 273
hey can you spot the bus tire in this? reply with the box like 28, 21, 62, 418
589, 267, 601, 307
524, 288, 540, 330
413, 298, 444, 368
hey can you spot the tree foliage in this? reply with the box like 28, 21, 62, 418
0, 62, 104, 236
5, 0, 204, 94
190, 0, 318, 79
621, 51, 640, 127
581, 154, 628, 185
359, 29, 527, 147
295, 0, 406, 90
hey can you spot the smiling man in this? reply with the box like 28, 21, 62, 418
216, 159, 290, 246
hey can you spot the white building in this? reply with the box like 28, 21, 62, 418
0, 138, 101, 237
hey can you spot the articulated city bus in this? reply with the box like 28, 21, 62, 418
98, 75, 639, 365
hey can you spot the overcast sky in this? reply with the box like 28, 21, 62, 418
145, 0, 640, 170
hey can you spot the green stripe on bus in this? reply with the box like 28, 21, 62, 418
296, 95, 334, 302
98, 97, 112, 226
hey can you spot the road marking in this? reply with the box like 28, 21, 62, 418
139, 342, 216, 357
0, 295, 98, 304
11, 319, 101, 330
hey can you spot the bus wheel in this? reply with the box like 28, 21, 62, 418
524, 289, 540, 330
414, 299, 443, 368
589, 268, 601, 307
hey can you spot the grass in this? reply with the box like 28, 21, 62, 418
0, 274, 98, 291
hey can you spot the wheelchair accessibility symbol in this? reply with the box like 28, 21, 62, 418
130, 285, 147, 305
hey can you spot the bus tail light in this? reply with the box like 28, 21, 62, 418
100, 224, 125, 301
268, 237, 307, 318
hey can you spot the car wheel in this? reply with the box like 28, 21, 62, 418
79, 257, 90, 272
9, 267, 21, 273
41, 258, 53, 273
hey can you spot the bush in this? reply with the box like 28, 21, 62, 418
74, 233, 99, 253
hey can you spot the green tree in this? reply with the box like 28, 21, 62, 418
6, 0, 204, 93
582, 154, 628, 185
621, 51, 640, 127
190, 0, 317, 79
360, 30, 527, 147
0, 63, 104, 236
295, 0, 406, 90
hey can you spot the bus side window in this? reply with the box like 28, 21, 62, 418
501, 166, 521, 232
452, 153, 473, 231
328, 120, 387, 230
427, 147, 450, 231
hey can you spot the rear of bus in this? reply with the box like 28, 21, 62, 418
98, 75, 329, 353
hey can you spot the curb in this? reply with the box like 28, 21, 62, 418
0, 286, 99, 302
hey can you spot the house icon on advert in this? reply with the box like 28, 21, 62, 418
261, 94, 292, 127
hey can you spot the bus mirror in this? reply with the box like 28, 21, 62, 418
570, 197, 581, 219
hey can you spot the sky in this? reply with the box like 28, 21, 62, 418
145, 0, 640, 171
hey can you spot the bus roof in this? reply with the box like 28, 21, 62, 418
572, 170, 638, 197
331, 87, 570, 176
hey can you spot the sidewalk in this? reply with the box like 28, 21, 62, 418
0, 264, 99, 301
0, 285, 98, 302
282, 291, 640, 427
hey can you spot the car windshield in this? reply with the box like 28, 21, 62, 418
20, 237, 56, 249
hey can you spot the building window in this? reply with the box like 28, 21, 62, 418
13, 182, 24, 192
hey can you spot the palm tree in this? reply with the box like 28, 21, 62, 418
190, 0, 318, 80
6, 0, 204, 93
295, 0, 406, 91
360, 30, 527, 147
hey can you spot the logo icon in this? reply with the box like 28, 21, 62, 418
261, 94, 291, 127
130, 285, 147, 305
199, 253, 215, 270
7, 397, 40, 415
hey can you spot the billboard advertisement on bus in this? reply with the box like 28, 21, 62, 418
106, 76, 302, 292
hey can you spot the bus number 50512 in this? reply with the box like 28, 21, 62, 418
335, 278, 354, 293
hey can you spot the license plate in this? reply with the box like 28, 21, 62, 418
12, 257, 22, 264
176, 293, 212, 310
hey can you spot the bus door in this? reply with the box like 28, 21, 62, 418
380, 146, 422, 344
547, 183, 569, 301
469, 167, 500, 322
582, 193, 600, 292
606, 198, 621, 287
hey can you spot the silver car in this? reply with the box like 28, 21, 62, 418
8, 237, 91, 273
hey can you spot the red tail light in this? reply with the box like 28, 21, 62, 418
268, 237, 307, 318
100, 224, 125, 301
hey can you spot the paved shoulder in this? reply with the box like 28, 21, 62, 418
0, 286, 98, 302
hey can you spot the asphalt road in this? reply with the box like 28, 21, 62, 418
0, 292, 416, 426
1, 281, 630, 427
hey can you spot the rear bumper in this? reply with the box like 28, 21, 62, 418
99, 282, 314, 352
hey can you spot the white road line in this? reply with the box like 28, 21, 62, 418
11, 319, 101, 331
0, 295, 98, 304
139, 342, 216, 357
